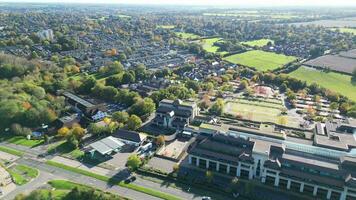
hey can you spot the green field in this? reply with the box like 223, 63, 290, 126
289, 66, 356, 101
0, 146, 24, 156
8, 164, 39, 185
157, 25, 175, 29
6, 136, 43, 147
332, 28, 356, 35
175, 32, 200, 40
199, 38, 228, 55
241, 39, 274, 47
224, 50, 297, 71
225, 99, 300, 128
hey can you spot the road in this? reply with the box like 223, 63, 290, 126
0, 141, 216, 200
3, 158, 162, 200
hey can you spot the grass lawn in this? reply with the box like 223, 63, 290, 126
241, 39, 274, 47
289, 66, 356, 101
46, 161, 181, 200
224, 50, 297, 71
0, 146, 24, 156
331, 28, 356, 35
175, 32, 200, 40
8, 164, 39, 185
6, 136, 43, 147
199, 38, 228, 55
225, 99, 300, 128
157, 25, 175, 29
47, 140, 84, 159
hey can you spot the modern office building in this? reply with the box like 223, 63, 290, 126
186, 119, 356, 200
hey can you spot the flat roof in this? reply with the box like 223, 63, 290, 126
63, 92, 94, 108
90, 136, 125, 155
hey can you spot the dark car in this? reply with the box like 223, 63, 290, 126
124, 176, 136, 184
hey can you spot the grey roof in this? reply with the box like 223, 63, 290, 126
63, 92, 94, 108
90, 136, 125, 155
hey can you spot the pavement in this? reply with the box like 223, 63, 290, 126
0, 142, 218, 200
2, 158, 162, 200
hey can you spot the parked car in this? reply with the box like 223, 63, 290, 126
124, 176, 136, 184
202, 197, 211, 200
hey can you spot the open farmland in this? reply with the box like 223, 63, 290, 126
175, 32, 200, 40
289, 66, 356, 101
291, 17, 356, 27
199, 37, 228, 55
304, 54, 356, 74
241, 39, 274, 47
223, 50, 296, 71
331, 28, 356, 35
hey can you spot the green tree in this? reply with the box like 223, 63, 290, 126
67, 134, 79, 149
128, 98, 156, 117
126, 154, 142, 171
112, 111, 129, 124
209, 98, 225, 116
127, 115, 142, 131
78, 77, 97, 94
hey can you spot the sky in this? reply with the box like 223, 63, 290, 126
3, 0, 356, 7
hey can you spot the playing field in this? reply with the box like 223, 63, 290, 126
225, 99, 300, 128
331, 28, 356, 35
289, 66, 356, 102
241, 39, 274, 47
224, 50, 297, 71
200, 38, 228, 55
157, 25, 175, 29
175, 32, 200, 40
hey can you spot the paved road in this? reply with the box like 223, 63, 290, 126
0, 142, 227, 200
3, 158, 162, 200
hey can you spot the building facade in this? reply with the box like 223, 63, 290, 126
153, 99, 199, 130
186, 123, 356, 200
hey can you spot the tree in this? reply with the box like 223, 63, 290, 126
112, 111, 129, 124
71, 125, 85, 140
78, 76, 96, 94
127, 115, 142, 131
30, 51, 39, 59
57, 127, 70, 137
155, 135, 165, 147
126, 154, 142, 171
185, 80, 201, 93
67, 134, 79, 149
330, 102, 339, 110
122, 72, 135, 84
128, 98, 156, 117
209, 98, 225, 116
199, 94, 211, 110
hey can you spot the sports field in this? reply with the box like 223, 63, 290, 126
223, 50, 297, 71
225, 99, 300, 128
241, 39, 274, 47
157, 25, 175, 29
200, 38, 228, 55
331, 28, 356, 35
175, 32, 200, 40
289, 66, 356, 101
